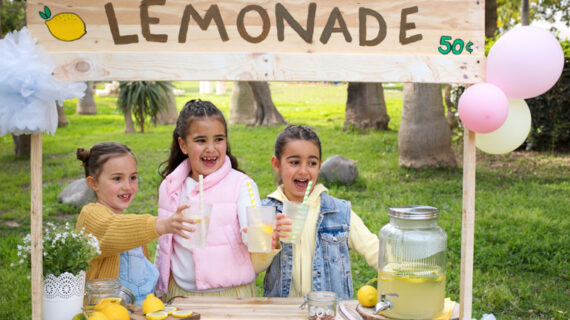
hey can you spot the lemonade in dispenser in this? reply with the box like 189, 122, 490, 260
375, 206, 447, 319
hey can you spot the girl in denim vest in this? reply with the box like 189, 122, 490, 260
155, 99, 286, 300
262, 124, 380, 300
75, 142, 195, 305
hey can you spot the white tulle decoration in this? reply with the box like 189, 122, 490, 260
0, 27, 86, 137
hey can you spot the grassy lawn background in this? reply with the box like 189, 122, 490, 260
0, 82, 568, 319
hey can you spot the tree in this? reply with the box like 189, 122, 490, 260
398, 83, 456, 168
2, 0, 30, 156
497, 0, 569, 33
486, 0, 498, 37
229, 82, 256, 125
76, 81, 96, 114
56, 101, 68, 127
345, 82, 390, 130
247, 82, 286, 126
116, 81, 172, 133
155, 89, 178, 125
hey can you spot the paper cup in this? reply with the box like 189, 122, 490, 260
247, 206, 275, 253
281, 201, 309, 244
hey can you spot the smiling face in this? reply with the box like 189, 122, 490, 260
86, 154, 138, 215
271, 139, 321, 202
178, 117, 227, 181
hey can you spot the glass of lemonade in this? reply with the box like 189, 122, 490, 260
246, 206, 275, 252
182, 203, 212, 248
281, 201, 309, 243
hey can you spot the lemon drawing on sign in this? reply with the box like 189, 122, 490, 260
39, 5, 86, 41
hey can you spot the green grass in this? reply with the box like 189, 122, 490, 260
1, 81, 568, 319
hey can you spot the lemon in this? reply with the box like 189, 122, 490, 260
39, 6, 86, 41
146, 311, 168, 320
163, 306, 177, 314
142, 293, 165, 314
100, 303, 130, 320
72, 313, 86, 320
260, 224, 273, 234
171, 310, 194, 318
88, 312, 109, 320
357, 284, 378, 307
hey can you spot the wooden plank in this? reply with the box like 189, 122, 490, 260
30, 133, 43, 320
130, 297, 309, 319
26, 0, 484, 82
460, 128, 476, 320
49, 52, 484, 82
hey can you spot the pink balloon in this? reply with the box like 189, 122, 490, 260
487, 25, 564, 99
458, 83, 509, 133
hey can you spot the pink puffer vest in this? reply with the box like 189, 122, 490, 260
156, 156, 256, 292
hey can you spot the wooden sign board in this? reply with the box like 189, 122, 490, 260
26, 0, 485, 82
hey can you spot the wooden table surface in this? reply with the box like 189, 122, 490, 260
130, 296, 458, 320
171, 296, 309, 319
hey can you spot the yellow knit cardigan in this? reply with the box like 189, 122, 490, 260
75, 203, 160, 281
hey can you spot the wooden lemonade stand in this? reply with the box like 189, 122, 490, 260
24, 0, 484, 318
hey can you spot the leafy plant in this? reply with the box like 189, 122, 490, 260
16, 222, 100, 276
116, 81, 173, 133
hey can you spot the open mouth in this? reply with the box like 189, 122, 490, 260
294, 178, 309, 190
118, 194, 131, 201
202, 156, 218, 167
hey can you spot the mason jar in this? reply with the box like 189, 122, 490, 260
302, 291, 337, 320
377, 206, 447, 319
85, 278, 122, 306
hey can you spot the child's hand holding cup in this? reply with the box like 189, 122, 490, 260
281, 201, 309, 243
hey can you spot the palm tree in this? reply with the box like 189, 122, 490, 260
398, 83, 456, 168
117, 81, 173, 133
345, 82, 390, 130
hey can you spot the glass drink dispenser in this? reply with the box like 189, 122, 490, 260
375, 206, 447, 319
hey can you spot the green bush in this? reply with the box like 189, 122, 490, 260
524, 57, 570, 152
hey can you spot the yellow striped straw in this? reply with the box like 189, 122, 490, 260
247, 181, 257, 208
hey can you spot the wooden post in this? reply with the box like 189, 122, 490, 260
460, 128, 476, 319
30, 133, 43, 320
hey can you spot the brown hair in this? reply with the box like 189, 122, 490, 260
158, 99, 242, 181
77, 142, 135, 179
274, 124, 322, 160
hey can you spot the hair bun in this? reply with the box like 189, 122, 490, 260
76, 147, 90, 165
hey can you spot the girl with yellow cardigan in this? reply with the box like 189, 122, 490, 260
75, 142, 195, 305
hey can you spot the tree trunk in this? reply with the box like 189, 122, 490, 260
229, 82, 256, 125
0, 0, 3, 39
485, 0, 498, 37
345, 82, 390, 130
57, 101, 68, 127
76, 81, 96, 115
521, 0, 530, 25
156, 89, 178, 125
248, 82, 286, 126
12, 134, 31, 157
398, 83, 456, 168
124, 105, 135, 133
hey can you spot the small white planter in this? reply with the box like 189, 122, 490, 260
43, 271, 85, 320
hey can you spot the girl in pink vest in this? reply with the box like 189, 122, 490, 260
155, 99, 286, 299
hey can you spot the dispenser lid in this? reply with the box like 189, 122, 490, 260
389, 205, 439, 219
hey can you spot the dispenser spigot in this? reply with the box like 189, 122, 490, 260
374, 293, 399, 315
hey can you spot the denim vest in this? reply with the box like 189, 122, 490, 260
261, 193, 354, 300
119, 247, 159, 305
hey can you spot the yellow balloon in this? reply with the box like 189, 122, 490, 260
476, 99, 531, 154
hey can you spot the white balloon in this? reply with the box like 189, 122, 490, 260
476, 99, 532, 154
